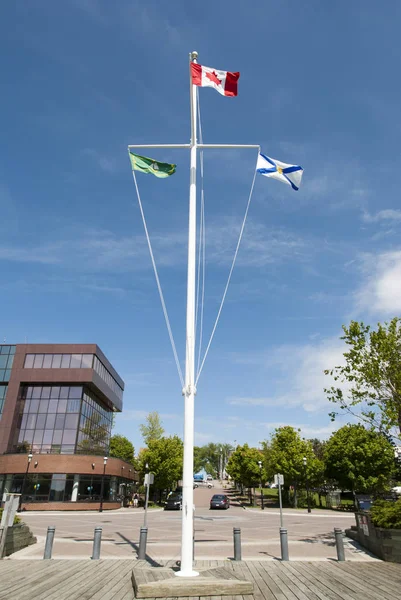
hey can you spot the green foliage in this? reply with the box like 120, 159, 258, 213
15, 441, 31, 454
193, 443, 233, 477
226, 444, 264, 488
371, 499, 401, 529
139, 411, 165, 446
109, 434, 135, 465
263, 426, 323, 488
325, 318, 401, 440
324, 424, 395, 493
139, 435, 183, 492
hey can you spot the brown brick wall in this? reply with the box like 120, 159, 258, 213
0, 454, 138, 480
21, 501, 121, 511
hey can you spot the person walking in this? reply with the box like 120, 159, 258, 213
133, 493, 139, 508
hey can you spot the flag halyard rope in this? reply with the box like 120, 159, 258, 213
195, 89, 206, 378
195, 152, 259, 386
131, 167, 184, 388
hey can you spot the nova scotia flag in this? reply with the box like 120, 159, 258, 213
256, 153, 303, 191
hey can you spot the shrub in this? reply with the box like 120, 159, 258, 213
370, 499, 401, 529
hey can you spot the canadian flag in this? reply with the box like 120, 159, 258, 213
191, 63, 240, 97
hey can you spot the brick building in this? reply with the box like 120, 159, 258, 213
0, 344, 137, 510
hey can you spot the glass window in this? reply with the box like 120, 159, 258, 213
26, 386, 34, 398
61, 354, 71, 368
67, 399, 81, 413
4, 369, 10, 381
24, 430, 34, 443
32, 387, 42, 399
59, 387, 69, 399
50, 386, 60, 398
50, 444, 61, 454
1, 346, 10, 354
51, 355, 62, 369
40, 387, 51, 399
24, 354, 34, 368
55, 414, 65, 429
21, 413, 27, 429
81, 354, 93, 369
70, 354, 82, 368
52, 430, 63, 444
41, 445, 51, 454
48, 400, 58, 414
50, 474, 66, 501
0, 370, 5, 382
26, 414, 37, 429
0, 356, 8, 369
30, 399, 39, 413
45, 414, 56, 429
62, 430, 76, 444
43, 430, 53, 445
7, 355, 14, 369
64, 476, 75, 501
68, 386, 82, 399
38, 400, 49, 413
36, 475, 52, 497
33, 354, 44, 368
57, 399, 67, 413
36, 414, 47, 429
42, 355, 52, 368
33, 430, 43, 444
65, 413, 78, 429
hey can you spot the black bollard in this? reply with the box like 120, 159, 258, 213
43, 526, 55, 559
138, 526, 148, 560
280, 527, 289, 561
92, 527, 102, 559
233, 527, 241, 561
334, 528, 345, 561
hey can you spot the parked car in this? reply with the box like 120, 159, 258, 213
392, 486, 401, 495
164, 493, 182, 510
206, 474, 213, 481
194, 481, 213, 489
210, 494, 230, 510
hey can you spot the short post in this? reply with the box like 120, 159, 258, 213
138, 526, 148, 560
334, 527, 345, 561
280, 527, 289, 561
92, 527, 102, 559
233, 527, 241, 561
43, 526, 55, 559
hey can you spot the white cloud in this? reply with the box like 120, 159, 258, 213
362, 209, 401, 223
355, 250, 401, 314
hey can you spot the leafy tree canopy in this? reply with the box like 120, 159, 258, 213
325, 318, 401, 441
109, 434, 135, 465
324, 424, 395, 493
263, 426, 323, 488
139, 411, 165, 446
138, 435, 183, 492
193, 443, 233, 477
226, 444, 265, 488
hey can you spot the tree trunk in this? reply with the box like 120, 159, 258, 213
293, 482, 298, 509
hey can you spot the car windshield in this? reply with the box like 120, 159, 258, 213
212, 495, 225, 499
168, 495, 181, 500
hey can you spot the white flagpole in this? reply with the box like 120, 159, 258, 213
176, 50, 199, 578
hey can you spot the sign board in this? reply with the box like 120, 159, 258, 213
274, 473, 284, 486
0, 494, 20, 528
144, 473, 154, 486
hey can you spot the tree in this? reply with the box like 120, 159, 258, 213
139, 411, 165, 445
263, 426, 324, 508
324, 424, 395, 497
193, 443, 233, 478
109, 434, 135, 465
225, 444, 265, 502
325, 319, 401, 441
309, 438, 326, 461
138, 435, 183, 500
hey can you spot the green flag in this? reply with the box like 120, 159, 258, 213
129, 152, 176, 178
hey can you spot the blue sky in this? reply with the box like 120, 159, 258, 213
2, 1, 401, 452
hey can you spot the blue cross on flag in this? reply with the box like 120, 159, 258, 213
256, 153, 303, 191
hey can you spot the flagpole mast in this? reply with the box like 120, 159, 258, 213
176, 50, 199, 578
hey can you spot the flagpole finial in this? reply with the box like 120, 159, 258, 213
190, 51, 198, 62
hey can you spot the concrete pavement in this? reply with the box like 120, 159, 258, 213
8, 483, 377, 562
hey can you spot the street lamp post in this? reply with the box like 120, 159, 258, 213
302, 457, 311, 513
99, 456, 108, 513
18, 452, 33, 512
258, 460, 264, 510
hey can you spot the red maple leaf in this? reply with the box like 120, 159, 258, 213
206, 70, 222, 86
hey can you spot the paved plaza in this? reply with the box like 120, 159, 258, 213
10, 485, 375, 562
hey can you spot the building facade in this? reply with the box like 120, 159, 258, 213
0, 344, 137, 510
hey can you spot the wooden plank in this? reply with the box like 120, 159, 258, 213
272, 562, 321, 600
331, 563, 401, 599
252, 562, 295, 600
76, 561, 132, 600
257, 562, 312, 600
89, 563, 137, 600
293, 562, 368, 600
244, 560, 275, 600
286, 563, 345, 600
312, 563, 384, 600
35, 561, 117, 600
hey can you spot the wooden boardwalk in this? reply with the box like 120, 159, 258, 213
0, 559, 400, 600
